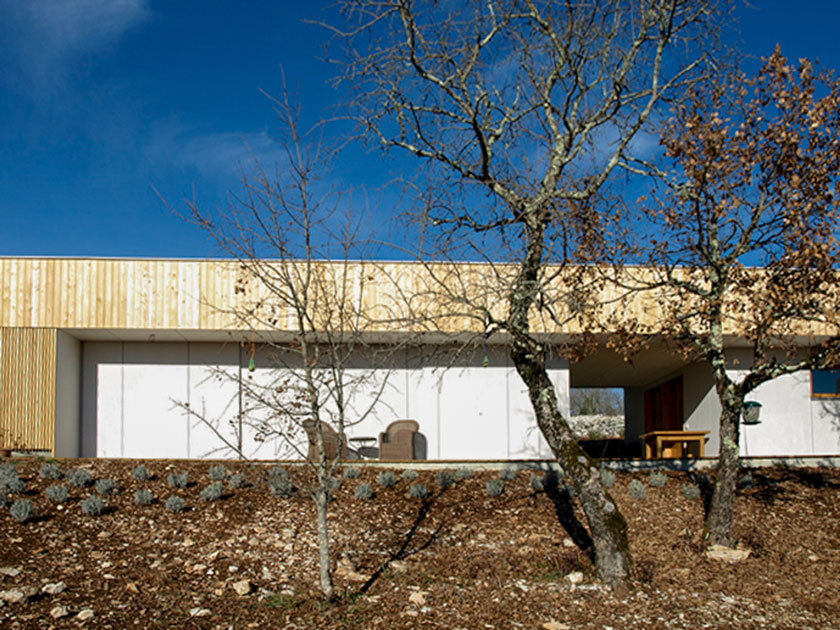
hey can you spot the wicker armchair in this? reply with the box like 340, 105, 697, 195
302, 420, 348, 461
379, 420, 422, 460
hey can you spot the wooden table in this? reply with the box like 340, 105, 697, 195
640, 430, 709, 459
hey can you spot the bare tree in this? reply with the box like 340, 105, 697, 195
615, 48, 840, 546
327, 0, 726, 586
177, 85, 398, 600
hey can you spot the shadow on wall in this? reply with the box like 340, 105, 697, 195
818, 397, 840, 438
510, 425, 552, 459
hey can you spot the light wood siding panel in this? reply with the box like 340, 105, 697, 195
0, 327, 56, 451
0, 257, 838, 337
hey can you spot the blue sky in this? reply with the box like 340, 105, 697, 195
0, 1, 837, 258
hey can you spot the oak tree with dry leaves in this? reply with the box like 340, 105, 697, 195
623, 48, 840, 546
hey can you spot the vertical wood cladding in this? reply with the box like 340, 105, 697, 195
0, 258, 613, 334
0, 327, 56, 451
0, 257, 835, 337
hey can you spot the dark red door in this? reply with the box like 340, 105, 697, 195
644, 376, 683, 432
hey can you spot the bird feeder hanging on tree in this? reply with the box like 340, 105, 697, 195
742, 401, 762, 425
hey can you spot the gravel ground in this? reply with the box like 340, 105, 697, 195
0, 458, 838, 629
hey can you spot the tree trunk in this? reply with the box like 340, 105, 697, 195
315, 486, 335, 600
510, 339, 632, 587
505, 213, 631, 586
705, 391, 743, 547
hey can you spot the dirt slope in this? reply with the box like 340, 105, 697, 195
1, 459, 838, 629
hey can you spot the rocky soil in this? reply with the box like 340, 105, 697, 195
1, 458, 839, 629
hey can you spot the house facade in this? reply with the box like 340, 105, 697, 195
1, 257, 838, 460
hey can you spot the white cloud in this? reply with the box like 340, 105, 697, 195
144, 121, 288, 182
0, 0, 149, 95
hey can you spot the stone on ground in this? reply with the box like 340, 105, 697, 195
705, 544, 751, 563
42, 581, 67, 595
77, 608, 94, 621
50, 605, 70, 619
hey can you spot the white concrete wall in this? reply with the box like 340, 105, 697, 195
80, 341, 568, 460
715, 350, 840, 457
726, 356, 840, 457
122, 343, 190, 459
811, 394, 840, 456
81, 342, 120, 457
186, 343, 241, 458
680, 362, 722, 455
54, 331, 81, 457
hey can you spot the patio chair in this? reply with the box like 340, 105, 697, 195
302, 420, 355, 461
379, 419, 424, 460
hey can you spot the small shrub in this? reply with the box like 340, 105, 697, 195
681, 484, 701, 500
167, 471, 189, 489
343, 466, 361, 479
10, 498, 34, 523
486, 479, 505, 497
455, 467, 474, 480
131, 464, 153, 481
600, 469, 617, 489
400, 469, 418, 481
0, 491, 8, 508
269, 473, 295, 498
67, 468, 93, 488
81, 495, 105, 517
325, 476, 341, 492
268, 466, 289, 481
649, 471, 668, 488
1, 477, 25, 494
0, 462, 18, 484
199, 482, 225, 502
45, 484, 69, 503
228, 472, 246, 489
354, 483, 374, 500
95, 478, 120, 496
629, 479, 646, 501
529, 472, 544, 492
134, 488, 154, 505
39, 462, 63, 480
737, 472, 755, 490
436, 470, 456, 488
165, 495, 187, 513
377, 471, 397, 487
0, 464, 23, 493
408, 483, 429, 499
209, 464, 228, 481
499, 467, 516, 481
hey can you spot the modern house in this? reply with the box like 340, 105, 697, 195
1, 257, 838, 460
